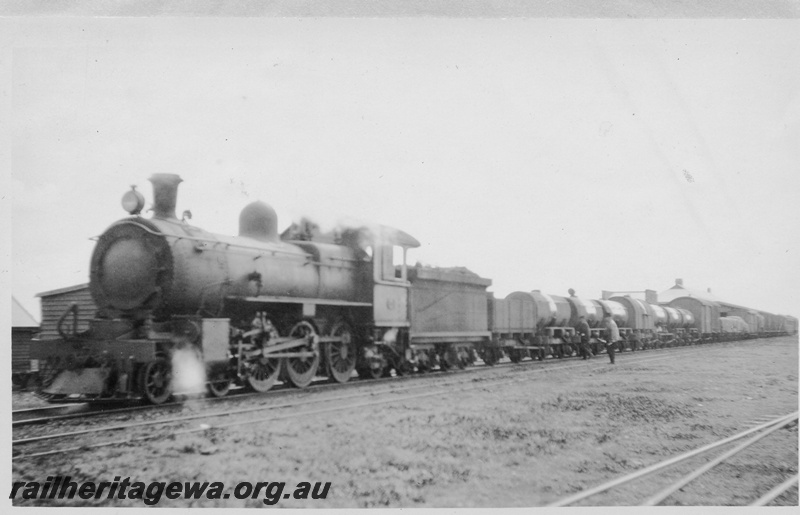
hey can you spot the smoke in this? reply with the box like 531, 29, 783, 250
171, 347, 207, 394
282, 214, 419, 250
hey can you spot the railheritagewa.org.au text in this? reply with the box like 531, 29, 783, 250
10, 477, 331, 505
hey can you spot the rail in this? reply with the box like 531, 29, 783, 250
546, 411, 799, 507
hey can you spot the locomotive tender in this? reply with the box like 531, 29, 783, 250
30, 175, 796, 404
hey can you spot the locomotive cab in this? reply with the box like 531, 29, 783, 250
371, 228, 419, 328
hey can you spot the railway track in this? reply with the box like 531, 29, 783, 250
12, 403, 94, 424
12, 335, 767, 429
12, 338, 775, 461
12, 354, 514, 428
546, 411, 799, 506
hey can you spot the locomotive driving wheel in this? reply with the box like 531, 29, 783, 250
246, 356, 282, 392
284, 320, 320, 388
326, 321, 356, 384
139, 357, 172, 405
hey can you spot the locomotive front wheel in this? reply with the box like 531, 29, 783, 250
139, 358, 172, 405
246, 357, 282, 392
326, 321, 357, 384
206, 370, 231, 398
284, 321, 320, 388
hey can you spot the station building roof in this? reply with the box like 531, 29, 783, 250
658, 279, 768, 315
658, 279, 723, 305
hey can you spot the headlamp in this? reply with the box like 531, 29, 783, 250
121, 186, 145, 215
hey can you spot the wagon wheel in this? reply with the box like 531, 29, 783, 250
246, 356, 282, 393
457, 348, 469, 369
326, 321, 357, 384
206, 367, 231, 398
284, 320, 320, 388
440, 347, 460, 370
139, 357, 172, 405
482, 347, 499, 366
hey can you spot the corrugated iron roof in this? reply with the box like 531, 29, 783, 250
12, 296, 39, 327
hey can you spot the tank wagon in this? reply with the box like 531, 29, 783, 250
486, 289, 705, 362
488, 291, 579, 361
28, 175, 796, 403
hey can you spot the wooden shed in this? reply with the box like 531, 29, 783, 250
36, 283, 98, 339
12, 297, 40, 382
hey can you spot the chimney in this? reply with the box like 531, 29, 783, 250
707, 287, 712, 294
645, 289, 658, 304
675, 278, 683, 287
149, 174, 183, 220
601, 290, 612, 300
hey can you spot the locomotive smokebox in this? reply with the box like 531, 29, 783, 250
149, 173, 183, 220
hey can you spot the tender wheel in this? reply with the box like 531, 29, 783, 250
480, 347, 498, 366
440, 348, 458, 370
139, 357, 172, 405
284, 320, 320, 388
358, 365, 384, 379
246, 357, 282, 392
509, 350, 522, 363
394, 361, 413, 376
326, 321, 357, 384
206, 367, 231, 398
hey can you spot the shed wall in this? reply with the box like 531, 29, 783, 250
39, 287, 98, 339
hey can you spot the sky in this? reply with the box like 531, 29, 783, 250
3, 16, 800, 321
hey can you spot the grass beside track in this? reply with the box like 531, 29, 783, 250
11, 335, 798, 507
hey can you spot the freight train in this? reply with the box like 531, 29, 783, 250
29, 175, 797, 403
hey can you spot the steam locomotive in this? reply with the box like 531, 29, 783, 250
30, 175, 797, 404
